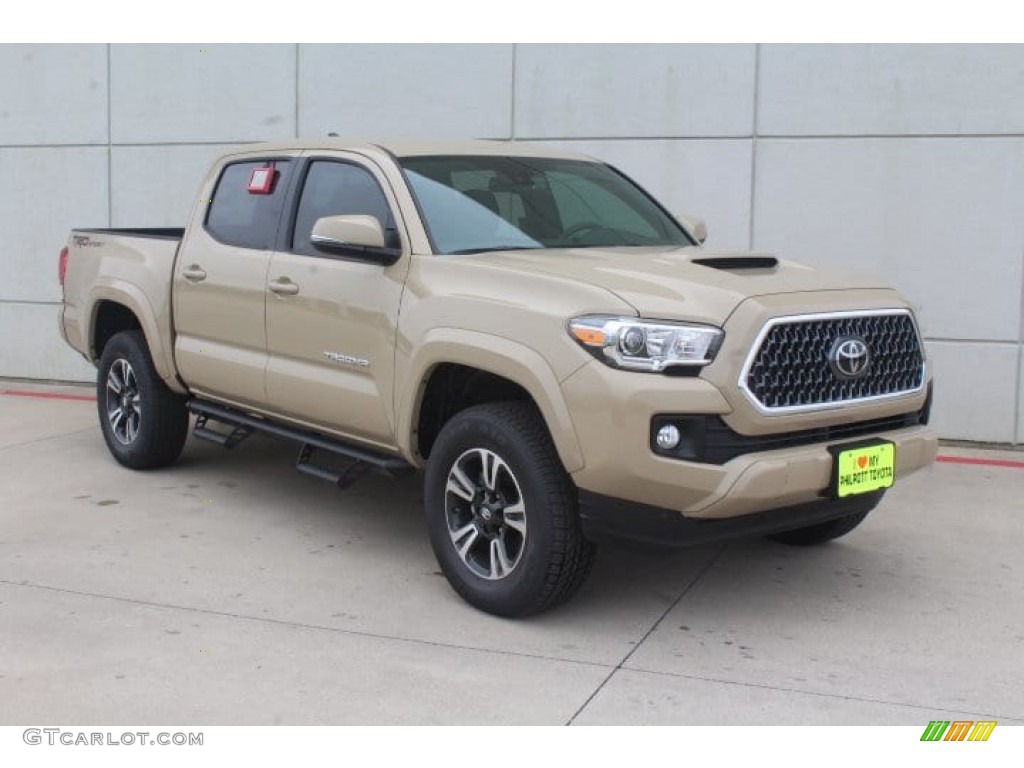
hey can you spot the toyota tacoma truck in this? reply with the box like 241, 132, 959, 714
58, 139, 937, 616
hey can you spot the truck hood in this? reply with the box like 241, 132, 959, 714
466, 245, 891, 324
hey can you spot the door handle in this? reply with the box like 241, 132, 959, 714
268, 278, 300, 296
182, 265, 207, 282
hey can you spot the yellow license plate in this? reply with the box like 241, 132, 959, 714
832, 442, 896, 498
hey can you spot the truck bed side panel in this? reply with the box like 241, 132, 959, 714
61, 230, 183, 391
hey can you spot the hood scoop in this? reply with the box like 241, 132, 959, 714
692, 256, 778, 271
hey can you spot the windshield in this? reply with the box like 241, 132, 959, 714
399, 155, 694, 255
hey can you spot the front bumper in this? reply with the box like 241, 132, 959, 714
578, 489, 886, 549
560, 360, 938, 520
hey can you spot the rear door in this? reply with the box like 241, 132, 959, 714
264, 152, 410, 448
173, 154, 298, 406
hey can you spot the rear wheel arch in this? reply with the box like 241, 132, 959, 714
92, 300, 142, 360
87, 287, 181, 392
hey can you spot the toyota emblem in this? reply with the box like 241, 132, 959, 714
830, 337, 871, 379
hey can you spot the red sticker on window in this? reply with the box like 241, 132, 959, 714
247, 167, 276, 194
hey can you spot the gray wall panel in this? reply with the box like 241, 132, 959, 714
0, 147, 108, 303
0, 303, 95, 381
299, 45, 514, 139
925, 341, 1020, 443
759, 44, 1024, 136
111, 45, 296, 143
0, 45, 108, 145
753, 138, 1024, 342
515, 44, 756, 138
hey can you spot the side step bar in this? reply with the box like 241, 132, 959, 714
188, 398, 415, 487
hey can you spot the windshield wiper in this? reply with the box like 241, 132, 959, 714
448, 246, 543, 255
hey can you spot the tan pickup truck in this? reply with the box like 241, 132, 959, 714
58, 138, 937, 616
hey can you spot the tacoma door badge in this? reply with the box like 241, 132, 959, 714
323, 351, 370, 368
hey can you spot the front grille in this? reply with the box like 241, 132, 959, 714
742, 310, 925, 412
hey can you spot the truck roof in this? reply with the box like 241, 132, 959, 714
224, 138, 595, 161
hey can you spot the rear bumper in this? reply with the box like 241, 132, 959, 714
579, 489, 885, 549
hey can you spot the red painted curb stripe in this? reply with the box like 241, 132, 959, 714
936, 455, 1024, 469
0, 389, 96, 402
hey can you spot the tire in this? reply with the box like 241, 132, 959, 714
766, 497, 880, 546
424, 401, 595, 617
96, 330, 189, 469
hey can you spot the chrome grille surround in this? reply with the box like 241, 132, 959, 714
738, 309, 927, 415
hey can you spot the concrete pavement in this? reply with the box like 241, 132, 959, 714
1, 381, 1022, 725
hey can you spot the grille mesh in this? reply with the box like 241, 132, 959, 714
745, 313, 925, 410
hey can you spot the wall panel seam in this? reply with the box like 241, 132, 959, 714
4, 136, 1024, 151
748, 43, 760, 251
106, 44, 112, 229
294, 44, 300, 138
1016, 244, 1024, 444
509, 44, 517, 141
924, 337, 1022, 346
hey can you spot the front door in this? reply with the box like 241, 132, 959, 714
264, 154, 410, 449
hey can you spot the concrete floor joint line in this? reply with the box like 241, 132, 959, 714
0, 425, 98, 453
564, 545, 727, 725
0, 578, 608, 672
621, 666, 1024, 723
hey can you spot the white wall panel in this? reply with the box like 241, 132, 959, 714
0, 147, 108, 303
515, 44, 755, 139
925, 341, 1019, 443
753, 138, 1024, 342
111, 144, 241, 227
0, 303, 94, 382
111, 45, 295, 143
299, 45, 513, 139
759, 45, 1024, 136
0, 45, 107, 145
537, 139, 752, 251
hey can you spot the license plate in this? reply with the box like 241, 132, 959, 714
829, 441, 896, 498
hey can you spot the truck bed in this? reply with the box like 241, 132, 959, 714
60, 227, 185, 389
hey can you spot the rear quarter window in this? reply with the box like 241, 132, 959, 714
205, 160, 293, 249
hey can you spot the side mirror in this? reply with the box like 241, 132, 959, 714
678, 214, 707, 245
310, 215, 398, 263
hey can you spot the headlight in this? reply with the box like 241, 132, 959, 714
568, 316, 724, 372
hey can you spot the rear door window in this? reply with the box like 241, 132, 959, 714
205, 160, 293, 249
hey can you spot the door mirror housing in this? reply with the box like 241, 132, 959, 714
310, 215, 399, 263
678, 214, 707, 245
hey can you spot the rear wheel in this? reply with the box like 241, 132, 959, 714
97, 330, 188, 469
424, 402, 595, 617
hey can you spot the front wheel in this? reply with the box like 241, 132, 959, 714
97, 330, 189, 469
424, 402, 595, 617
